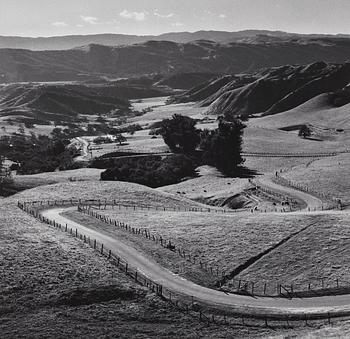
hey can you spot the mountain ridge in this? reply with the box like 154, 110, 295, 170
1, 30, 350, 51
2, 38, 350, 83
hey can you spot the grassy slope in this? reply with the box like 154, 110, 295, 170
243, 126, 345, 154
251, 94, 350, 130
285, 153, 350, 204
15, 181, 207, 209
95, 207, 315, 282
237, 214, 350, 291
158, 165, 250, 200
11, 168, 103, 191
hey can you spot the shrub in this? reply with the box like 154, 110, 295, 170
100, 154, 196, 188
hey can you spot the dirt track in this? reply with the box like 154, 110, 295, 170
41, 172, 350, 319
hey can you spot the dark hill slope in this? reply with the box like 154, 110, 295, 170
170, 75, 235, 103
0, 83, 132, 123
2, 38, 350, 83
198, 62, 350, 117
155, 72, 218, 90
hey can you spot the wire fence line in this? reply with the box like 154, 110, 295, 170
18, 199, 350, 296
77, 204, 226, 280
19, 198, 243, 214
274, 173, 342, 210
77, 204, 350, 298
242, 151, 339, 158
249, 177, 340, 212
17, 201, 350, 327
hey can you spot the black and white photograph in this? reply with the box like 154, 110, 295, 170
1, 1, 350, 338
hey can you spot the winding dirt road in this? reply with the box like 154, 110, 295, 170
41, 177, 350, 318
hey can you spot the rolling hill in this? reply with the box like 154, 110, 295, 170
250, 89, 350, 130
3, 37, 350, 83
0, 83, 134, 123
174, 61, 350, 119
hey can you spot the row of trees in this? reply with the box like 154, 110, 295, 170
155, 114, 245, 176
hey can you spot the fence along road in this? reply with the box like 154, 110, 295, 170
41, 205, 350, 318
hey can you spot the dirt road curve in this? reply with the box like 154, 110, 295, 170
254, 175, 323, 211
41, 203, 350, 318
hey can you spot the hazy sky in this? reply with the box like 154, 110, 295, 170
1, 0, 350, 37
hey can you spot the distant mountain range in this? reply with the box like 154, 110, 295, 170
0, 30, 350, 51
2, 30, 350, 51
2, 37, 350, 83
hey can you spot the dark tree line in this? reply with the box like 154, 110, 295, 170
101, 154, 196, 188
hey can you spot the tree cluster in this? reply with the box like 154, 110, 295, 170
101, 154, 196, 188
156, 114, 245, 176
0, 132, 80, 174
157, 114, 200, 154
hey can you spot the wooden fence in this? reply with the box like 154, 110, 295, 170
19, 198, 239, 214
77, 204, 349, 298
274, 174, 342, 210
17, 200, 350, 327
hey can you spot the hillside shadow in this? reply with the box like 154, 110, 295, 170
234, 166, 259, 178
304, 137, 323, 142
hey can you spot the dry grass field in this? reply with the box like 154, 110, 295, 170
158, 165, 250, 201
251, 94, 350, 130
244, 156, 315, 174
237, 213, 350, 292
15, 181, 206, 210
285, 153, 350, 204
129, 101, 205, 126
93, 206, 316, 283
11, 168, 103, 192
243, 126, 346, 154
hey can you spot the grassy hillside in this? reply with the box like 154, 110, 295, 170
204, 62, 350, 117
251, 93, 350, 129
0, 83, 134, 123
